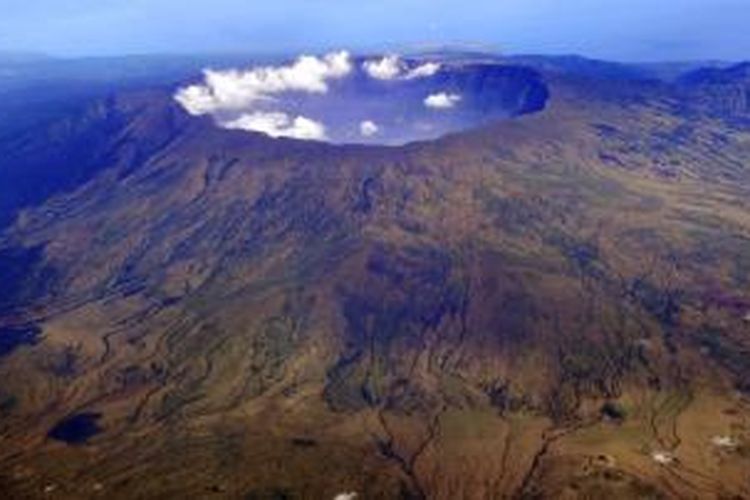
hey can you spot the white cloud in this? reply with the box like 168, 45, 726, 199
174, 50, 444, 142
176, 51, 352, 115
424, 92, 462, 109
363, 55, 403, 80
359, 120, 379, 137
407, 62, 441, 79
223, 111, 326, 140
362, 55, 440, 80
173, 51, 350, 141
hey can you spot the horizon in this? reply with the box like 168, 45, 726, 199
0, 46, 744, 66
2, 0, 749, 63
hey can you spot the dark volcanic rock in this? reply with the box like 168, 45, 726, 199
0, 324, 41, 358
48, 412, 103, 445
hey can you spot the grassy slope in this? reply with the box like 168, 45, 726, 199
0, 73, 749, 498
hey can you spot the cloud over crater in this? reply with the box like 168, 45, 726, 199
175, 51, 351, 139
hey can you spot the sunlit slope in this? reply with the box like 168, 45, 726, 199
0, 67, 749, 498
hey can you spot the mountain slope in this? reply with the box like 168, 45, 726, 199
1, 65, 750, 498
677, 62, 750, 124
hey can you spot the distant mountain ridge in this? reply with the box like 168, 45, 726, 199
0, 51, 53, 63
679, 61, 750, 85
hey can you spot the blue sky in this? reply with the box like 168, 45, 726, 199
1, 0, 748, 61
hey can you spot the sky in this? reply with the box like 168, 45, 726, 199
1, 0, 748, 62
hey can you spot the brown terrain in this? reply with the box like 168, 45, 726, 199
0, 61, 750, 498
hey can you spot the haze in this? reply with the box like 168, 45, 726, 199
1, 0, 749, 62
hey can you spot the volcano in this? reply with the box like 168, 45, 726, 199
0, 52, 749, 499
174, 53, 549, 144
